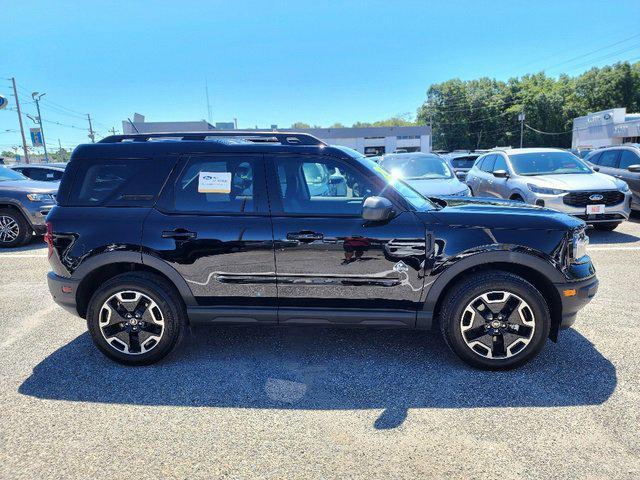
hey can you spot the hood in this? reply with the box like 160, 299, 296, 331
405, 177, 467, 196
428, 196, 585, 231
525, 172, 622, 191
0, 179, 59, 194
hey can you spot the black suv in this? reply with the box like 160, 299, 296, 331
46, 132, 598, 370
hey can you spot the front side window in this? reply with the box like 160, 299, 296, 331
171, 156, 257, 213
480, 155, 496, 172
509, 151, 592, 176
493, 155, 508, 172
619, 150, 640, 169
275, 156, 376, 215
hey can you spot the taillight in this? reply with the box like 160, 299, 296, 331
44, 221, 53, 258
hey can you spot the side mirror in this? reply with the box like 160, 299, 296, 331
627, 164, 640, 173
493, 169, 509, 178
362, 196, 394, 222
592, 166, 600, 172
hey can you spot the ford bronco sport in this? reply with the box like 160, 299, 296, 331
46, 132, 598, 369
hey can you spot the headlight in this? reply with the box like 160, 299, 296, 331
619, 181, 630, 192
527, 183, 567, 195
570, 231, 589, 262
26, 193, 55, 202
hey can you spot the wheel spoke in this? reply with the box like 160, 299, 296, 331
506, 323, 533, 338
102, 322, 127, 338
471, 298, 494, 320
128, 331, 141, 353
491, 334, 506, 357
132, 297, 150, 318
140, 321, 162, 335
499, 295, 521, 320
108, 298, 130, 319
463, 325, 488, 342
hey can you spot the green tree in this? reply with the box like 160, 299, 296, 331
291, 122, 311, 129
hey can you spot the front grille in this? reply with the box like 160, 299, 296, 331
563, 190, 624, 207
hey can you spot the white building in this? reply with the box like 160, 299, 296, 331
122, 114, 431, 155
572, 108, 640, 149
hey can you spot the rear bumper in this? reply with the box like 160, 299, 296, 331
555, 275, 599, 330
47, 271, 81, 316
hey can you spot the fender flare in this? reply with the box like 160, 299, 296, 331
73, 250, 197, 306
0, 198, 35, 228
418, 249, 564, 329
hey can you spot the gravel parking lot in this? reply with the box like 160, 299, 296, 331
1, 217, 639, 479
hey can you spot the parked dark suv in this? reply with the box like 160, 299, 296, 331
46, 132, 598, 370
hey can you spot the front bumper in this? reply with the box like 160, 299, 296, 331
20, 202, 54, 232
525, 191, 631, 223
47, 271, 81, 316
554, 275, 599, 330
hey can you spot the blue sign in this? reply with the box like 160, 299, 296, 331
30, 128, 43, 147
0, 95, 8, 110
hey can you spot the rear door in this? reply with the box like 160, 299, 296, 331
594, 149, 620, 177
143, 153, 277, 322
474, 154, 496, 196
266, 153, 427, 327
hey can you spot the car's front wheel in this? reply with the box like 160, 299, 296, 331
439, 271, 550, 370
86, 272, 186, 365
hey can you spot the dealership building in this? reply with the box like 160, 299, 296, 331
122, 115, 432, 155
572, 108, 640, 149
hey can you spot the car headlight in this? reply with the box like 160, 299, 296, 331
527, 183, 567, 195
26, 193, 55, 202
618, 181, 630, 192
570, 231, 589, 263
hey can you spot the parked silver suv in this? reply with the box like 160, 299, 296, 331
466, 148, 632, 231
0, 165, 57, 247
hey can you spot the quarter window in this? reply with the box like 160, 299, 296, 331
275, 156, 378, 215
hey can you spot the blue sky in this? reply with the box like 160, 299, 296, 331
2, 0, 640, 153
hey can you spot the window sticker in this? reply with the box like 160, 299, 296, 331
198, 171, 232, 193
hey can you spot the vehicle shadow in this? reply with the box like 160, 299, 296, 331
0, 239, 46, 253
19, 326, 616, 429
587, 229, 640, 244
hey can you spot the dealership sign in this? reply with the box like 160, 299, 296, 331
0, 95, 8, 110
30, 127, 43, 147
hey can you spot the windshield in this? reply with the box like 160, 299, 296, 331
509, 151, 593, 176
380, 154, 453, 180
450, 156, 478, 168
0, 166, 27, 182
358, 156, 435, 210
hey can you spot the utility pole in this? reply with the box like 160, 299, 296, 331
518, 111, 525, 148
87, 114, 95, 143
108, 126, 118, 136
10, 78, 30, 163
57, 138, 67, 162
32, 92, 49, 162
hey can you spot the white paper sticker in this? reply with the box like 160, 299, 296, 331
198, 171, 232, 193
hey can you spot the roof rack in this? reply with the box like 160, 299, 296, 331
98, 130, 326, 146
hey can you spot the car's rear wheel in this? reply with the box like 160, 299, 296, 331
593, 222, 620, 231
86, 272, 186, 365
0, 209, 31, 248
439, 271, 550, 370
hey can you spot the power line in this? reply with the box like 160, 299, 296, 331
541, 34, 640, 72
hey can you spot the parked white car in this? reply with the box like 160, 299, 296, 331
466, 148, 632, 231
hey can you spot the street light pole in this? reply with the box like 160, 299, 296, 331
31, 92, 49, 162
518, 111, 525, 148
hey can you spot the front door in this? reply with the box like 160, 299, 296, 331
144, 153, 277, 322
266, 153, 427, 327
617, 150, 640, 206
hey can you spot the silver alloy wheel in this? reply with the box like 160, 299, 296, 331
99, 290, 165, 355
460, 290, 536, 359
0, 215, 20, 243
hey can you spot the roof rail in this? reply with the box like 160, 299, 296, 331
98, 130, 326, 146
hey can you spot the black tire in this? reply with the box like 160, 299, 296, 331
0, 208, 31, 248
86, 272, 186, 365
593, 222, 619, 231
510, 195, 525, 202
439, 271, 550, 370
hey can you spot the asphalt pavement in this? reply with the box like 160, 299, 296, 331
1, 217, 639, 479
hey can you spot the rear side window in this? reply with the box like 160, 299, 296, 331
167, 155, 261, 214
480, 155, 496, 172
598, 150, 619, 168
67, 158, 174, 207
